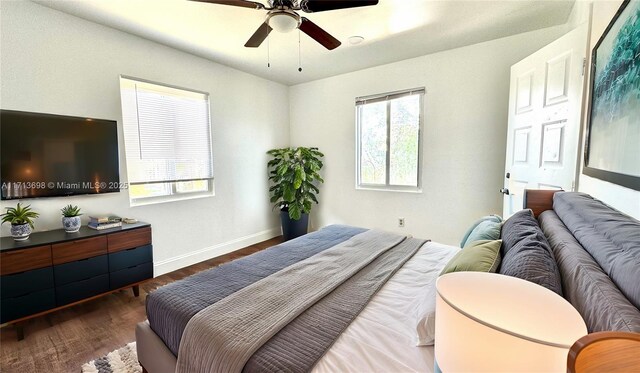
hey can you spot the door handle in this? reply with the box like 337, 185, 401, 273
500, 188, 510, 195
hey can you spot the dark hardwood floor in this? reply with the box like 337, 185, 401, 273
0, 237, 281, 373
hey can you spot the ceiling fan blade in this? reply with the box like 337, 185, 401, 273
299, 17, 341, 50
245, 22, 273, 47
188, 0, 265, 10
300, 0, 378, 13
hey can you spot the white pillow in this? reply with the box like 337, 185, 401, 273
415, 281, 437, 346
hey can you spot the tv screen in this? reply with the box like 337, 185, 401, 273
1, 110, 120, 200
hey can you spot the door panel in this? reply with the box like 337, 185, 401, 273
516, 71, 534, 113
541, 121, 566, 166
538, 183, 563, 190
513, 127, 531, 163
544, 52, 571, 106
503, 23, 588, 217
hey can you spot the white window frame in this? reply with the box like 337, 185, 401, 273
355, 87, 424, 193
119, 76, 215, 206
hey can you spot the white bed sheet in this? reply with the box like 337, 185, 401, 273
313, 241, 459, 373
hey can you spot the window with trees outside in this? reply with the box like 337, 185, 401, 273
356, 88, 424, 191
119, 76, 214, 205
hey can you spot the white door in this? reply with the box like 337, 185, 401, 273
503, 23, 589, 217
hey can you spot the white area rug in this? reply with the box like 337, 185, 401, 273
81, 342, 142, 373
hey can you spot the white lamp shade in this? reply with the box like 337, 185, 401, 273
435, 272, 587, 372
269, 13, 299, 33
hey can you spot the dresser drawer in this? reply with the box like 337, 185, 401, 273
54, 254, 108, 286
1, 267, 54, 299
108, 227, 151, 253
1, 288, 55, 324
110, 261, 153, 290
55, 273, 109, 307
108, 245, 152, 272
52, 236, 108, 265
0, 245, 52, 275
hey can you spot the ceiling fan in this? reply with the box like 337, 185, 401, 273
189, 0, 379, 50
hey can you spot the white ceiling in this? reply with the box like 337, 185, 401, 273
34, 0, 575, 86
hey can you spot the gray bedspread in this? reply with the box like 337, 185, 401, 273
175, 230, 417, 373
146, 225, 366, 356
244, 236, 428, 373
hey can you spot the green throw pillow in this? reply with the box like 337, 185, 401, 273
459, 215, 502, 247
464, 220, 502, 248
441, 240, 502, 275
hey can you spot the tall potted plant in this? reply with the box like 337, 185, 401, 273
1, 203, 39, 241
267, 147, 324, 241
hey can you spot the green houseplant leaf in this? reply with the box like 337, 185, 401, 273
1, 203, 40, 229
266, 146, 325, 220
61, 204, 82, 217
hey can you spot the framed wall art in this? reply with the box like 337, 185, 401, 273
584, 0, 640, 191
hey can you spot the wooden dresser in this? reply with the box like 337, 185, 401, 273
0, 222, 152, 339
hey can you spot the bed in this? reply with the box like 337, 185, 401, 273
136, 192, 640, 373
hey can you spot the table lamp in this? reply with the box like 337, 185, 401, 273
435, 272, 587, 372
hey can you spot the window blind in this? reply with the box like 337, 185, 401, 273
120, 77, 213, 186
355, 87, 426, 106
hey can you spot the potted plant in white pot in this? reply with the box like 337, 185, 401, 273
61, 204, 82, 233
267, 147, 324, 241
1, 203, 39, 241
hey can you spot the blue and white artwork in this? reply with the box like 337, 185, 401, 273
587, 0, 640, 179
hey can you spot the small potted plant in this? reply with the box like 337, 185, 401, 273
61, 204, 82, 233
267, 147, 324, 241
1, 203, 39, 241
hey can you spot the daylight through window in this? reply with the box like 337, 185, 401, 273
356, 88, 424, 191
119, 76, 214, 205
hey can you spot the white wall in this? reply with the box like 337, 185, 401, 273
577, 0, 640, 219
289, 26, 566, 245
0, 1, 289, 274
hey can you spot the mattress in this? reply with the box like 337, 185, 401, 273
313, 241, 458, 372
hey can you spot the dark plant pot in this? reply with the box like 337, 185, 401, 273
280, 209, 309, 241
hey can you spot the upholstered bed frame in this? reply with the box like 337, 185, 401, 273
136, 191, 640, 373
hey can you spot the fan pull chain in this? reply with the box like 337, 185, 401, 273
298, 29, 302, 72
267, 33, 271, 68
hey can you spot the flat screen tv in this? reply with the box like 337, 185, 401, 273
1, 110, 120, 200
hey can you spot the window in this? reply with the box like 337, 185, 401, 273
356, 88, 424, 191
119, 76, 214, 205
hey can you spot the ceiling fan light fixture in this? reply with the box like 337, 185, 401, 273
268, 12, 300, 33
348, 36, 364, 45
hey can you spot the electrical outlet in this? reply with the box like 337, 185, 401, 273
398, 217, 405, 227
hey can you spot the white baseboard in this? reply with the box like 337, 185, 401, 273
153, 227, 281, 276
